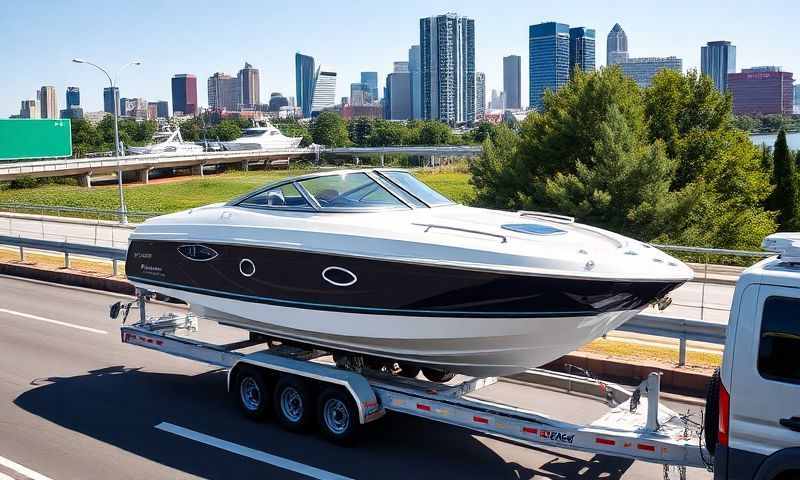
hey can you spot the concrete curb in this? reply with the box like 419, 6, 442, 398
0, 262, 134, 295
1, 262, 712, 398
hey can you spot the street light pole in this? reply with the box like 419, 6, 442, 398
72, 58, 141, 225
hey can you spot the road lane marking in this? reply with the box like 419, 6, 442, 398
155, 422, 354, 480
0, 308, 107, 335
0, 455, 55, 480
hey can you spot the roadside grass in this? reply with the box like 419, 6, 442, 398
580, 337, 722, 369
0, 247, 123, 277
0, 168, 476, 215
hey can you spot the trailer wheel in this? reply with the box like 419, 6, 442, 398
421, 367, 455, 383
273, 375, 313, 431
235, 366, 271, 420
317, 386, 359, 445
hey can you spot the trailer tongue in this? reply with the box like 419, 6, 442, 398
115, 292, 709, 478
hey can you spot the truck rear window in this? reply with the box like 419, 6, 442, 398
758, 296, 800, 384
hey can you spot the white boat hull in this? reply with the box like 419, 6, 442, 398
135, 281, 640, 376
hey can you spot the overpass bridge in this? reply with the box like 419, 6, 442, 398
0, 145, 483, 186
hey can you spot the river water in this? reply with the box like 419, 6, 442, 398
751, 132, 800, 150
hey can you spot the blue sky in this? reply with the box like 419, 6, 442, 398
2, 0, 798, 117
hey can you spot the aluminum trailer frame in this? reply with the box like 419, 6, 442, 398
118, 295, 709, 474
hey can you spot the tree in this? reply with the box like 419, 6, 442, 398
469, 124, 522, 209
215, 120, 241, 141
368, 120, 406, 146
418, 121, 451, 145
310, 112, 350, 147
348, 117, 373, 146
771, 129, 800, 229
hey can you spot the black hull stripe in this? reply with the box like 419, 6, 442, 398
128, 276, 600, 319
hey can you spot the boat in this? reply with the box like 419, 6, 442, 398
218, 122, 303, 151
125, 169, 693, 377
127, 126, 205, 155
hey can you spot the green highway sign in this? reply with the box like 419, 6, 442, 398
0, 119, 73, 161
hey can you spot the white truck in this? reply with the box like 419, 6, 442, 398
112, 233, 800, 479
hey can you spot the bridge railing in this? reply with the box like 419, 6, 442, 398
0, 202, 159, 223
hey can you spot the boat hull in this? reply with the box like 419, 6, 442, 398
126, 239, 678, 375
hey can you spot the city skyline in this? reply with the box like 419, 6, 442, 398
2, 0, 799, 117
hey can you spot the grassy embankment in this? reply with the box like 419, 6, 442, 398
0, 168, 476, 214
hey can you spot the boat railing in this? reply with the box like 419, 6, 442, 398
412, 223, 508, 243
518, 210, 575, 224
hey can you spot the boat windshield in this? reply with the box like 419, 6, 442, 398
297, 172, 407, 210
241, 129, 266, 137
378, 171, 453, 206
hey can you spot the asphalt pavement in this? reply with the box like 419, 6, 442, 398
0, 275, 712, 479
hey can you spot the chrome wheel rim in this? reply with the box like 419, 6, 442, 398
280, 387, 303, 422
239, 377, 261, 411
323, 398, 350, 434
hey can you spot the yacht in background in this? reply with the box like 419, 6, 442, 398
127, 126, 205, 155
218, 122, 303, 151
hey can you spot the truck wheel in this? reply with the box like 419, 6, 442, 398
704, 368, 721, 455
421, 367, 455, 383
273, 375, 313, 431
235, 366, 270, 420
317, 386, 359, 445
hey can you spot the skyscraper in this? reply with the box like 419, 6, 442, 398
171, 74, 197, 115
39, 86, 57, 119
620, 57, 683, 87
503, 55, 522, 110
19, 100, 38, 119
66, 87, 80, 109
350, 83, 368, 106
728, 67, 794, 116
475, 72, 486, 119
155, 101, 169, 118
569, 27, 596, 77
408, 45, 422, 119
310, 68, 337, 115
360, 72, 378, 103
529, 22, 570, 111
606, 23, 629, 66
238, 62, 260, 108
208, 72, 240, 111
295, 53, 315, 118
103, 87, 119, 114
701, 41, 736, 92
386, 66, 412, 120
420, 13, 476, 125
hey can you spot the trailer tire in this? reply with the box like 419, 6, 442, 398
235, 365, 271, 420
421, 367, 455, 383
274, 375, 313, 431
704, 368, 721, 455
317, 386, 359, 445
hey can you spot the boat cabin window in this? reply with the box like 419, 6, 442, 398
378, 171, 453, 206
241, 129, 265, 137
239, 183, 311, 209
298, 172, 406, 209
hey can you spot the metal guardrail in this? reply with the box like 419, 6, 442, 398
0, 234, 727, 367
0, 234, 127, 276
0, 203, 159, 223
652, 243, 774, 258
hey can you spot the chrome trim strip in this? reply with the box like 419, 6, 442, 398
413, 223, 508, 244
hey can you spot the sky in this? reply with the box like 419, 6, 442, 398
1, 0, 798, 117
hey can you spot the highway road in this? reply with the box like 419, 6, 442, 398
0, 275, 712, 479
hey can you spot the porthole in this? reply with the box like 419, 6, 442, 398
322, 266, 357, 287
239, 258, 256, 277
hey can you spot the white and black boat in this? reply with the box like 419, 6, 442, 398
218, 122, 303, 151
125, 169, 692, 377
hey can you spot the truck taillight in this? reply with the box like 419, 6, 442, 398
718, 380, 730, 446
